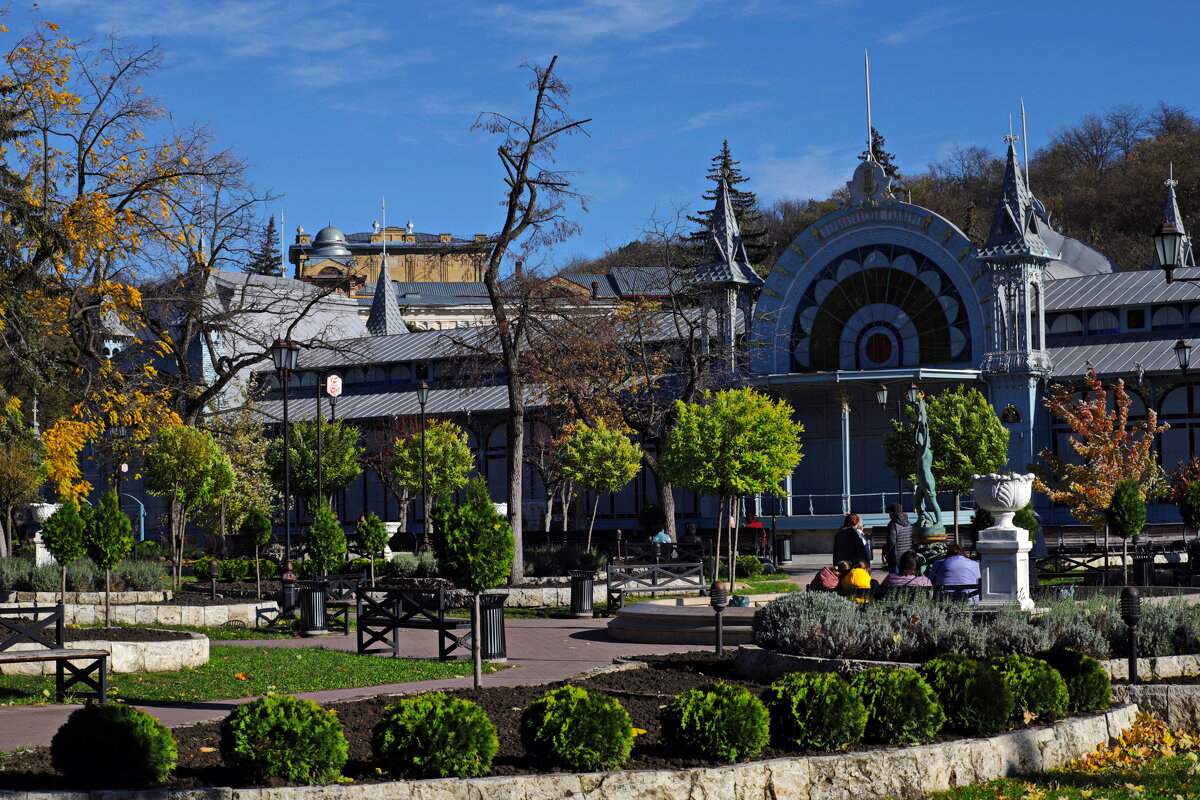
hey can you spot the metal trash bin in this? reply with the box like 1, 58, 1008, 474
298, 580, 329, 636
479, 593, 507, 661
776, 535, 792, 564
1132, 557, 1154, 586
569, 570, 594, 618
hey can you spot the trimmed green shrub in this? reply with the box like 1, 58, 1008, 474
257, 559, 279, 580
221, 695, 348, 784
133, 540, 162, 561
660, 682, 770, 763
1036, 647, 1111, 712
304, 506, 347, 575
918, 654, 1013, 734
390, 552, 419, 578
0, 556, 29, 590
850, 667, 945, 744
991, 654, 1070, 721
735, 555, 764, 578
520, 686, 633, 771
219, 558, 251, 583
752, 591, 860, 656
51, 703, 177, 788
116, 559, 166, 590
415, 550, 439, 579
29, 564, 59, 592
372, 693, 498, 778
762, 672, 865, 750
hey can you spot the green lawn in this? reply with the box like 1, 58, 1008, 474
0, 645, 483, 705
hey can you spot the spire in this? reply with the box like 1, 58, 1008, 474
696, 177, 762, 286
366, 254, 408, 336
977, 136, 1055, 262
1156, 163, 1195, 270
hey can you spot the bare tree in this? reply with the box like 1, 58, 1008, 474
472, 57, 590, 581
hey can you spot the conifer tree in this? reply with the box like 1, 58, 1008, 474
687, 140, 768, 263
245, 216, 281, 275
858, 126, 902, 183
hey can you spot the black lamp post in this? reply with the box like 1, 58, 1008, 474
1154, 218, 1190, 284
709, 579, 729, 654
416, 381, 431, 552
271, 338, 300, 558
1121, 586, 1142, 684
1176, 339, 1194, 461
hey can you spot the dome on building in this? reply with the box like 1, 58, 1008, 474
311, 225, 351, 257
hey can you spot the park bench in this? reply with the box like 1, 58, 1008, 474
605, 561, 706, 613
355, 584, 470, 660
324, 572, 366, 635
0, 604, 107, 703
617, 541, 707, 564
932, 582, 981, 603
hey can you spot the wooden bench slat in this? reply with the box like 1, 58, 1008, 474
0, 649, 109, 662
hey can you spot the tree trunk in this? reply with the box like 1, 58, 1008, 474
646, 454, 677, 541
255, 548, 262, 600
953, 495, 960, 546
728, 496, 740, 589
1123, 537, 1130, 586
471, 591, 483, 689
586, 494, 599, 550
508, 404, 525, 583
60, 564, 67, 604
1104, 523, 1110, 586
369, 551, 376, 587
712, 495, 724, 584
104, 567, 111, 627
423, 493, 434, 545
560, 484, 571, 537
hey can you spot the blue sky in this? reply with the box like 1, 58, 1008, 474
30, 0, 1200, 269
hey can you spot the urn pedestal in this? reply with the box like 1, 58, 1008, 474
971, 473, 1034, 611
27, 502, 60, 568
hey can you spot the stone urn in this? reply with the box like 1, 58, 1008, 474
971, 473, 1034, 530
27, 502, 61, 568
27, 502, 60, 526
971, 473, 1035, 611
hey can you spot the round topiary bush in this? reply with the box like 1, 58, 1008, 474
51, 703, 177, 788
660, 682, 770, 763
520, 686, 633, 771
850, 667, 946, 744
221, 695, 348, 785
762, 671, 865, 750
372, 693, 498, 779
1036, 646, 1111, 712
918, 654, 1013, 735
735, 555, 764, 578
991, 654, 1070, 721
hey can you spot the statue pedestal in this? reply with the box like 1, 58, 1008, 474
28, 503, 60, 568
971, 473, 1035, 612
976, 525, 1033, 611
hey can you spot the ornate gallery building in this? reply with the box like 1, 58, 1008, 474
244, 139, 1200, 551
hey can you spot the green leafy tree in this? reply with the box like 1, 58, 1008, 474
240, 507, 273, 598
266, 419, 363, 512
859, 126, 902, 182
1108, 478, 1145, 585
686, 140, 768, 266
883, 385, 1009, 541
0, 398, 47, 558
195, 407, 274, 557
305, 505, 347, 575
143, 426, 235, 589
558, 420, 642, 549
244, 215, 281, 276
41, 500, 88, 600
432, 477, 515, 689
1180, 483, 1200, 535
87, 490, 134, 625
356, 511, 389, 585
660, 388, 803, 586
389, 419, 473, 540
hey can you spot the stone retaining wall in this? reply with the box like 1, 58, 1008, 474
2, 600, 277, 627
1101, 654, 1200, 681
1, 630, 208, 675
1, 590, 173, 604
1113, 684, 1200, 729
0, 705, 1138, 800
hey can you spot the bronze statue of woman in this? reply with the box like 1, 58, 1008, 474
912, 393, 946, 542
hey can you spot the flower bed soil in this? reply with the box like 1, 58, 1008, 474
1, 624, 191, 646
0, 652, 1104, 792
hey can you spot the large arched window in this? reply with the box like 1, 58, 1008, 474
1048, 314, 1083, 337
790, 245, 970, 372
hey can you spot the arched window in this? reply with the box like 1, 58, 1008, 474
1086, 310, 1119, 334
1152, 306, 1185, 330
1048, 314, 1083, 337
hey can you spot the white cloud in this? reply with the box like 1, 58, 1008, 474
481, 0, 713, 43
880, 5, 997, 46
682, 101, 768, 132
748, 146, 849, 201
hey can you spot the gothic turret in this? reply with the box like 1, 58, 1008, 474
1153, 166, 1195, 272
365, 255, 408, 336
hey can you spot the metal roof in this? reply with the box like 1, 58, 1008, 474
282, 327, 491, 369
1047, 333, 1184, 378
256, 383, 521, 423
1043, 269, 1200, 312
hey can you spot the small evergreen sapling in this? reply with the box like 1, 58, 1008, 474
660, 682, 770, 763
87, 490, 134, 626
240, 507, 273, 598
1108, 478, 1146, 585
356, 511, 389, 586
304, 505, 347, 575
433, 476, 514, 688
41, 500, 88, 601
51, 703, 177, 788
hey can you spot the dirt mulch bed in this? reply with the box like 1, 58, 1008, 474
1, 625, 193, 647
0, 652, 1103, 792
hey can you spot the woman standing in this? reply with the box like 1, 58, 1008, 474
883, 504, 912, 574
832, 513, 870, 566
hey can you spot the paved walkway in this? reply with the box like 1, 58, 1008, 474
0, 553, 848, 752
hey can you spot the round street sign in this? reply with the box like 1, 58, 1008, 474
121, 463, 129, 473
325, 374, 343, 397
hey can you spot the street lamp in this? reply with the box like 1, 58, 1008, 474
1154, 219, 1188, 284
416, 381, 431, 552
709, 579, 729, 654
1176, 339, 1194, 461
271, 338, 300, 558
1121, 586, 1142, 684
906, 382, 921, 404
